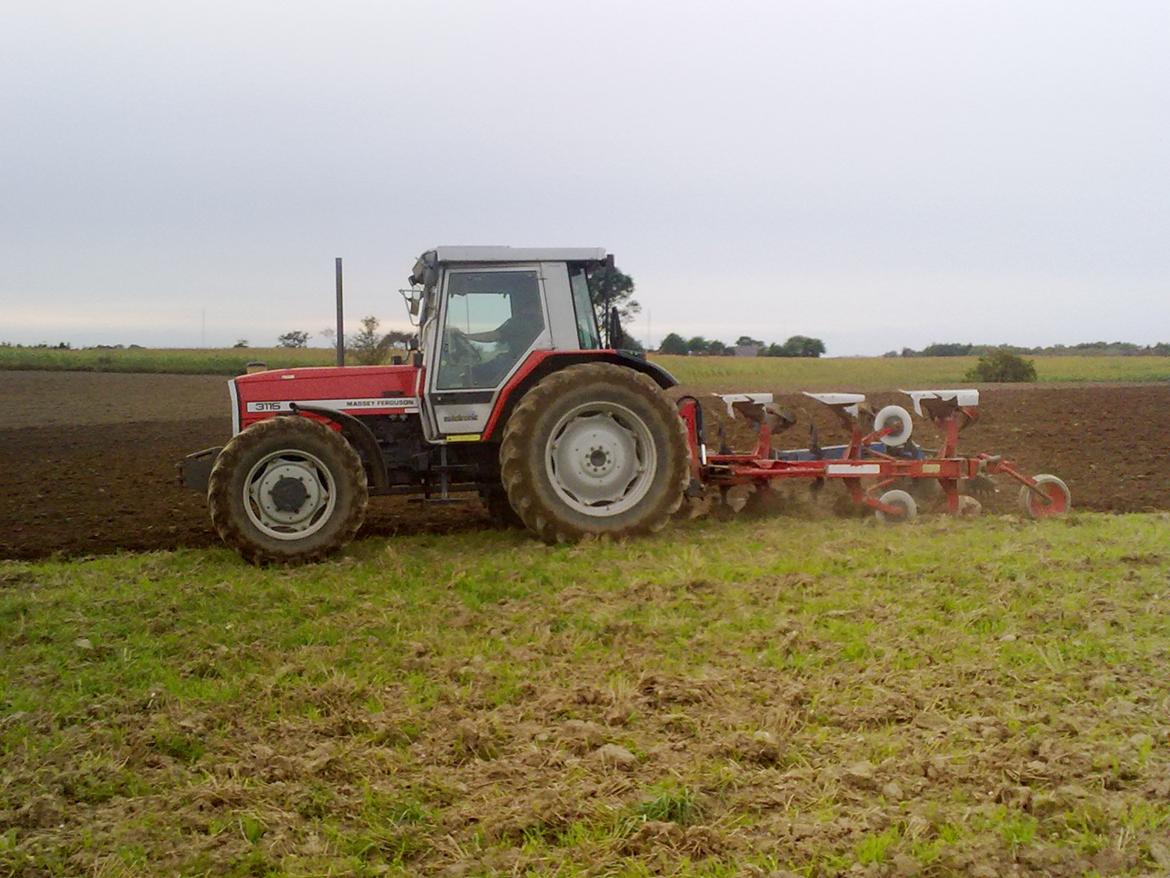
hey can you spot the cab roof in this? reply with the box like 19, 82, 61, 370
430, 246, 607, 264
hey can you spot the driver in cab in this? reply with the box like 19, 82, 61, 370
446, 289, 544, 387
463, 290, 543, 354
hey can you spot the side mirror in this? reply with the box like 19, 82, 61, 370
399, 287, 423, 323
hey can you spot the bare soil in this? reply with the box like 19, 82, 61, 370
1, 371, 1167, 560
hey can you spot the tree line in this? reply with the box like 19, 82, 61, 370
656, 333, 826, 358
891, 341, 1170, 358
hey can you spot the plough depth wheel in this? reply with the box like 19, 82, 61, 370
873, 405, 913, 446
1018, 474, 1071, 519
875, 489, 917, 524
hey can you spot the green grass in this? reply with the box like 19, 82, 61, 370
4, 513, 1170, 875
0, 346, 337, 375
3, 345, 1169, 386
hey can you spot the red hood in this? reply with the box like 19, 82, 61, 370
233, 364, 422, 431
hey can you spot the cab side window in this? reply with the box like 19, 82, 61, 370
436, 270, 545, 389
569, 268, 601, 349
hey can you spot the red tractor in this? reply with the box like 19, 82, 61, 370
181, 247, 691, 563
180, 246, 1071, 564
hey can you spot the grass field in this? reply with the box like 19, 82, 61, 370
4, 513, 1169, 876
655, 354, 1170, 390
0, 346, 335, 376
3, 346, 1170, 386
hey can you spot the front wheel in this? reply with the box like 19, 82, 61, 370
208, 416, 368, 564
499, 363, 689, 543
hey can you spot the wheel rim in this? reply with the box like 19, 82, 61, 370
1026, 481, 1069, 518
545, 401, 657, 517
243, 448, 337, 540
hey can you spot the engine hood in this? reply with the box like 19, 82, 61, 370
232, 365, 421, 432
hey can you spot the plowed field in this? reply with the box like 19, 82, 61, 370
1, 371, 1167, 560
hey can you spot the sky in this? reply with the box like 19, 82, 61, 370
2, 0, 1168, 355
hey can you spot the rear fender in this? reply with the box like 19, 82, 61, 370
480, 350, 677, 441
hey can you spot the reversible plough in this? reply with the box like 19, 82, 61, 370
676, 388, 1071, 522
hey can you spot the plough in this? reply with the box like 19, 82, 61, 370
676, 388, 1072, 522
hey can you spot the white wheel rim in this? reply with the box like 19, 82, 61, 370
876, 489, 916, 524
243, 448, 337, 540
544, 401, 657, 517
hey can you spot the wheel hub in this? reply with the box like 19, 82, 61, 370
546, 405, 656, 516
269, 474, 311, 513
244, 453, 334, 537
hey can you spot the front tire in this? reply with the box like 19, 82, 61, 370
208, 417, 368, 564
499, 363, 689, 543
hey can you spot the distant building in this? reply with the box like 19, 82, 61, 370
734, 343, 764, 357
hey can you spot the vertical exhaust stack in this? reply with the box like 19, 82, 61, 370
335, 257, 345, 367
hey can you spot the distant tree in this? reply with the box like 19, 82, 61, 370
233, 339, 249, 349
383, 329, 414, 347
921, 342, 973, 357
347, 317, 414, 364
348, 316, 384, 365
587, 264, 639, 327
686, 336, 710, 354
781, 335, 826, 358
762, 343, 786, 357
735, 335, 763, 348
320, 327, 337, 345
708, 340, 729, 356
882, 350, 900, 358
277, 330, 310, 349
965, 350, 1036, 382
658, 332, 689, 355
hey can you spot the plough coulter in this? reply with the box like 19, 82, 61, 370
178, 246, 1070, 564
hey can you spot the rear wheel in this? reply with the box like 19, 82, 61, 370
1018, 474, 1071, 519
208, 417, 368, 564
500, 363, 689, 543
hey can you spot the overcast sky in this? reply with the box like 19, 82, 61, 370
2, 0, 1167, 354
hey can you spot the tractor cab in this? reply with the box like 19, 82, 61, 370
404, 247, 612, 441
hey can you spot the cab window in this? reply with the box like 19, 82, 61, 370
437, 270, 545, 389
569, 268, 601, 349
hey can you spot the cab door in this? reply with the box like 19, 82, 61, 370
423, 265, 549, 438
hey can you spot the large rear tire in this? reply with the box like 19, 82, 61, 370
208, 416, 368, 564
499, 363, 689, 543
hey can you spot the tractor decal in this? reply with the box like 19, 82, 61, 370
243, 397, 419, 414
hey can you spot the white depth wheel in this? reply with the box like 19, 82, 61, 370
875, 489, 917, 524
873, 405, 913, 447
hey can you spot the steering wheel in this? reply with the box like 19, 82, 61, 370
443, 327, 482, 366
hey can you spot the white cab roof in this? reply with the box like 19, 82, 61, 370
432, 246, 607, 264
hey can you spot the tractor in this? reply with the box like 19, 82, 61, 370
180, 247, 692, 563
179, 246, 1071, 564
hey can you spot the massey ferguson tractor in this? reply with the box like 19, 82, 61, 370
179, 246, 1071, 564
